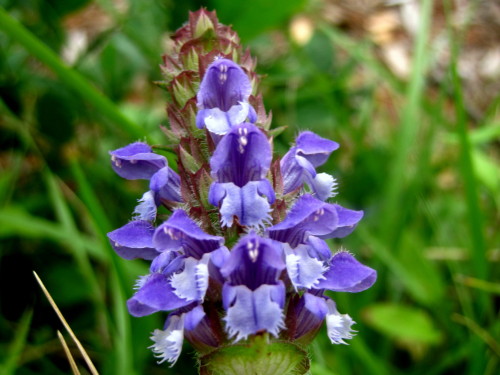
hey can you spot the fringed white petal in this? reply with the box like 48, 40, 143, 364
149, 315, 185, 366
170, 257, 209, 302
285, 244, 327, 290
325, 299, 356, 344
310, 173, 337, 201
133, 191, 157, 221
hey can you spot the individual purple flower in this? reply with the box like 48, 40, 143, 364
127, 251, 210, 317
220, 232, 286, 341
150, 304, 218, 366
267, 194, 363, 248
110, 142, 182, 207
127, 210, 225, 317
288, 292, 356, 344
281, 131, 339, 201
284, 244, 376, 293
209, 123, 275, 227
196, 58, 257, 135
284, 251, 375, 344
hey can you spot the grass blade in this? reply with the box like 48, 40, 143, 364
0, 7, 143, 139
0, 310, 33, 375
381, 0, 434, 243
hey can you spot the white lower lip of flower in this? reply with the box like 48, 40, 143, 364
149, 314, 185, 366
325, 299, 356, 344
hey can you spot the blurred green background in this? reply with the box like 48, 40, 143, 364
1, 0, 499, 374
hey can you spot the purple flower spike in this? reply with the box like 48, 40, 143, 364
210, 123, 271, 186
107, 220, 159, 260
267, 194, 338, 248
196, 58, 255, 134
281, 132, 339, 200
110, 142, 167, 180
220, 233, 286, 341
315, 251, 377, 292
153, 209, 224, 259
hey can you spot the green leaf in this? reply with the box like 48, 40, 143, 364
472, 149, 500, 195
0, 310, 33, 375
0, 7, 144, 138
363, 303, 442, 345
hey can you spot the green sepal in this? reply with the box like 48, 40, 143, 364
179, 145, 202, 173
197, 167, 214, 210
192, 11, 217, 39
159, 125, 182, 145
268, 125, 288, 138
199, 335, 310, 375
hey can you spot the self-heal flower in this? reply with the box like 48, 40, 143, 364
109, 142, 182, 214
220, 232, 286, 341
283, 250, 375, 344
127, 209, 224, 317
287, 292, 356, 345
127, 251, 209, 317
281, 131, 339, 201
150, 304, 216, 366
196, 58, 256, 135
267, 194, 363, 248
209, 123, 275, 227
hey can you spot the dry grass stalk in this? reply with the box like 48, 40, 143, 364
57, 330, 81, 375
33, 271, 99, 375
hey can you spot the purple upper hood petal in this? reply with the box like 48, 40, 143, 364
107, 220, 159, 260
315, 251, 377, 292
110, 142, 166, 180
210, 122, 271, 186
197, 58, 252, 111
221, 232, 285, 290
295, 131, 339, 167
267, 194, 339, 248
153, 209, 224, 259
